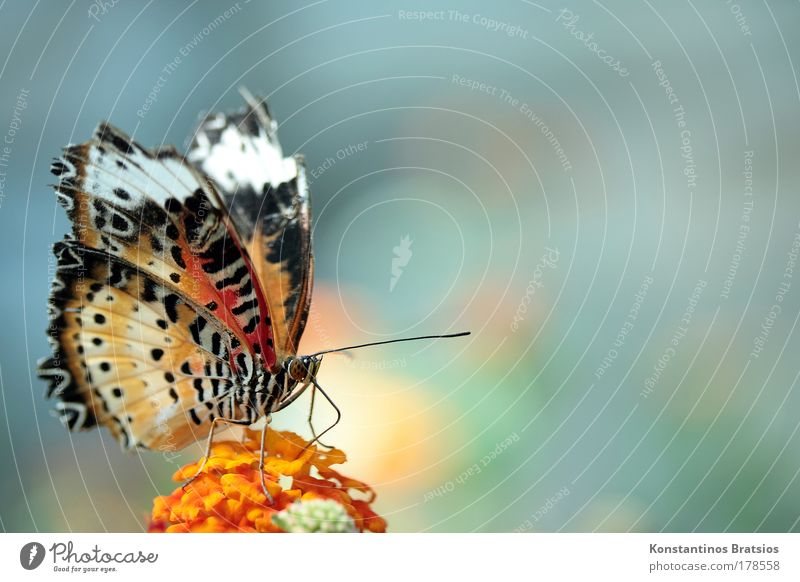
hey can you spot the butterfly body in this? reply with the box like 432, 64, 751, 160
38, 92, 315, 452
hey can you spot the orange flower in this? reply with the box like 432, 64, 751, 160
148, 429, 387, 533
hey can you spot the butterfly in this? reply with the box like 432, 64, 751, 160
37, 90, 469, 500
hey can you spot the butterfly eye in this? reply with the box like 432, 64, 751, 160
288, 358, 307, 382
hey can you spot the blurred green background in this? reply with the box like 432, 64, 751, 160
1, 0, 800, 532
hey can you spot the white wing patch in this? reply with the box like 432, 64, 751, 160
187, 91, 303, 201
190, 121, 299, 194
55, 123, 224, 210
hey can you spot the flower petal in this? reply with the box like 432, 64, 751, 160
149, 429, 386, 533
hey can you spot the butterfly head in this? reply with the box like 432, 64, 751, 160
284, 354, 322, 384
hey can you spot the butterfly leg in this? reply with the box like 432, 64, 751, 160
306, 383, 334, 449
258, 417, 274, 505
303, 378, 341, 451
181, 417, 252, 492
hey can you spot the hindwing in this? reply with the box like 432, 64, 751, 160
188, 92, 313, 359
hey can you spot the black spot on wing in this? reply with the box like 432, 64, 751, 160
150, 234, 164, 253
51, 161, 68, 176
192, 378, 205, 402
170, 245, 186, 269
164, 197, 183, 215
188, 316, 207, 344
165, 223, 180, 241
164, 294, 180, 323
96, 123, 135, 155
201, 235, 243, 275
214, 264, 248, 290
142, 278, 159, 303
111, 213, 129, 232
189, 409, 203, 425
241, 315, 259, 335
231, 297, 258, 315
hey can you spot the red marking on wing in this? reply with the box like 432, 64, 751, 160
197, 230, 277, 371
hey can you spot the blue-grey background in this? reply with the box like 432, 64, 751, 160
1, 0, 799, 532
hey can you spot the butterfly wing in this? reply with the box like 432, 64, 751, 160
39, 123, 276, 450
188, 93, 313, 360
41, 240, 245, 450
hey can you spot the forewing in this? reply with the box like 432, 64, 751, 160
51, 123, 276, 367
188, 94, 313, 358
39, 124, 276, 449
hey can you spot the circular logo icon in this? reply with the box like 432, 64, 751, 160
19, 542, 46, 570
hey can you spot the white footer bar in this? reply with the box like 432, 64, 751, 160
1, 533, 797, 581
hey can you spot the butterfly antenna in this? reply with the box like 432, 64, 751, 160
309, 331, 471, 357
